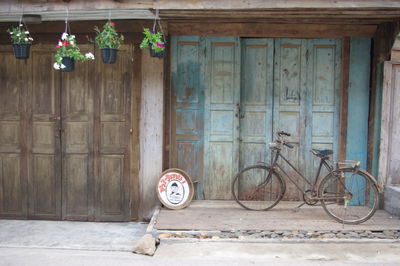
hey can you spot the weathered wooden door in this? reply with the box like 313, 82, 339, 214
170, 36, 341, 200
170, 36, 205, 198
239, 38, 274, 173
61, 45, 94, 220
28, 45, 62, 219
93, 45, 132, 221
0, 44, 133, 221
203, 37, 241, 199
0, 46, 29, 218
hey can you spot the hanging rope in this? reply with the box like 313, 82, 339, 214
152, 8, 166, 43
108, 9, 111, 22
64, 6, 70, 34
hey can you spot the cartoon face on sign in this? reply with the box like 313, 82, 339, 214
157, 171, 192, 208
166, 181, 184, 204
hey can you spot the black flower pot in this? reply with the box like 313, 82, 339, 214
12, 43, 31, 59
101, 48, 118, 64
61, 57, 75, 72
149, 47, 164, 58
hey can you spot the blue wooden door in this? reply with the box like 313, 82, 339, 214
203, 37, 241, 199
171, 36, 341, 200
170, 36, 206, 198
239, 38, 274, 170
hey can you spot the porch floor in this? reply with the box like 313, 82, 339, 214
154, 200, 400, 232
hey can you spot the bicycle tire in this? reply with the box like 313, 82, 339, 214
232, 165, 285, 211
318, 167, 379, 224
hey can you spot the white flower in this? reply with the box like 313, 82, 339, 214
19, 24, 23, 27
53, 62, 60, 70
58, 41, 63, 46
70, 35, 75, 39
60, 64, 66, 69
24, 37, 28, 41
61, 32, 68, 40
85, 52, 95, 60
9, 32, 13, 35
28, 37, 33, 41
25, 31, 29, 34
16, 33, 20, 36
70, 40, 75, 45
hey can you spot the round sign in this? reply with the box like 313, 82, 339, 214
157, 168, 194, 210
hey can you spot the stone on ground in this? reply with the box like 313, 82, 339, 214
132, 234, 156, 256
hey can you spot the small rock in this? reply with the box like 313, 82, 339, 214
383, 230, 395, 236
158, 233, 172, 239
132, 234, 156, 256
336, 233, 346, 238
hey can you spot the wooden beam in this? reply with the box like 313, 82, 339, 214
168, 23, 377, 38
339, 37, 350, 161
2, 0, 400, 12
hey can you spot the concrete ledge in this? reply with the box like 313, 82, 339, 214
384, 185, 400, 217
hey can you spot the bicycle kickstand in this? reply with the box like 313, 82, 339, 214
292, 201, 306, 212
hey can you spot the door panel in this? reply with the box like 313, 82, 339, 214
95, 45, 131, 221
240, 38, 274, 170
306, 39, 341, 181
0, 47, 28, 218
28, 47, 61, 219
273, 38, 307, 200
171, 36, 205, 198
61, 47, 94, 220
204, 37, 240, 199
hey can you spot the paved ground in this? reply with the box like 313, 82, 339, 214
154, 200, 400, 231
0, 219, 148, 251
1, 242, 400, 265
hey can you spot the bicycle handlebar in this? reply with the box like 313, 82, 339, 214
277, 131, 291, 137
283, 142, 294, 149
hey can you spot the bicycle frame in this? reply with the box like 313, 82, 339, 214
268, 148, 334, 196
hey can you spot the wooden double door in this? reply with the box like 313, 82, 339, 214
171, 36, 341, 200
0, 45, 132, 221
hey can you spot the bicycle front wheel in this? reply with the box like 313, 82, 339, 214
232, 165, 285, 211
318, 167, 379, 224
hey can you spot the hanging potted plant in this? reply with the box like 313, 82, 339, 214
7, 23, 34, 59
53, 32, 94, 72
91, 21, 124, 64
139, 28, 165, 58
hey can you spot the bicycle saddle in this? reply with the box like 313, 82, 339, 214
311, 149, 333, 158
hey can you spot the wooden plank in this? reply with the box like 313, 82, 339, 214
139, 47, 164, 220
379, 62, 394, 186
339, 38, 350, 161
130, 44, 141, 220
346, 37, 371, 172
168, 23, 377, 38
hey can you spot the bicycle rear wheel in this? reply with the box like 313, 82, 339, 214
318, 167, 379, 224
232, 165, 285, 211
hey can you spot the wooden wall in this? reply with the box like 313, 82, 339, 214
139, 50, 164, 220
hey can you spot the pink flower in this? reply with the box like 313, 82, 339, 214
156, 42, 164, 47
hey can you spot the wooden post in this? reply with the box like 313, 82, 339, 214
139, 50, 164, 220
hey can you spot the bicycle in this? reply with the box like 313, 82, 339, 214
231, 131, 381, 224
